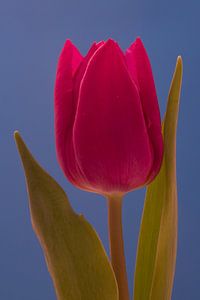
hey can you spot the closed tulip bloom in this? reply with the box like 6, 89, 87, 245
54, 38, 163, 195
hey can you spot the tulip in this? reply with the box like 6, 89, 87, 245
54, 37, 164, 300
54, 38, 163, 196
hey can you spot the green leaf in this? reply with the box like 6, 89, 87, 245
133, 57, 183, 300
14, 132, 118, 300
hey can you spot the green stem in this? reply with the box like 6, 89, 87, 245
107, 194, 130, 300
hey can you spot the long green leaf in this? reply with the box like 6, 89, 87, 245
14, 132, 118, 300
134, 57, 183, 300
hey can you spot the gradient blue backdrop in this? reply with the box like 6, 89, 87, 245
0, 0, 199, 299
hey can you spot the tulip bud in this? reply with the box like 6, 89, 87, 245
54, 38, 163, 195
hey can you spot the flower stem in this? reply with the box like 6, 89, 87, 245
107, 194, 130, 300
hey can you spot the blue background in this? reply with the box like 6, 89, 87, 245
0, 0, 199, 299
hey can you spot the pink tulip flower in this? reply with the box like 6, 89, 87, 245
54, 38, 163, 195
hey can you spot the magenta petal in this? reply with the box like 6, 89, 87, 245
73, 42, 104, 102
125, 38, 163, 181
73, 40, 153, 194
55, 40, 83, 140
54, 40, 89, 189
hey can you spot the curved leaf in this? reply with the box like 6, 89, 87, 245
134, 56, 183, 300
14, 132, 118, 300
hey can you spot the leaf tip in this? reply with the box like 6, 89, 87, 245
177, 55, 182, 61
176, 56, 183, 74
14, 130, 23, 150
14, 131, 28, 162
14, 130, 19, 140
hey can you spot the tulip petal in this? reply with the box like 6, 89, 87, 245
73, 42, 104, 109
125, 38, 163, 182
54, 40, 82, 142
55, 40, 84, 187
14, 132, 119, 300
73, 40, 153, 194
133, 57, 182, 300
55, 41, 107, 192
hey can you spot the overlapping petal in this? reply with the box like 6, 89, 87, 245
73, 41, 104, 110
125, 38, 163, 182
54, 40, 86, 189
73, 40, 153, 194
